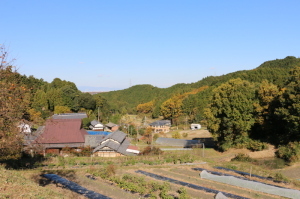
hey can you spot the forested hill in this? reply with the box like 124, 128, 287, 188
97, 56, 300, 117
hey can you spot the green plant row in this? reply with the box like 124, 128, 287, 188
87, 165, 191, 199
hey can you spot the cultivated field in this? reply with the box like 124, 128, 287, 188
1, 130, 300, 198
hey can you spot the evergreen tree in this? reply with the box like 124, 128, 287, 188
205, 78, 257, 151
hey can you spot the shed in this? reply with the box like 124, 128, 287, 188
191, 123, 201, 130
89, 120, 104, 131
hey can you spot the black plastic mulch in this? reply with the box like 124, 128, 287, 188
135, 170, 250, 199
42, 174, 112, 199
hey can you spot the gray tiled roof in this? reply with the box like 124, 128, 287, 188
92, 130, 131, 155
91, 120, 103, 126
149, 120, 171, 127
23, 126, 45, 146
84, 135, 106, 148
101, 130, 126, 143
52, 113, 87, 119
105, 122, 118, 128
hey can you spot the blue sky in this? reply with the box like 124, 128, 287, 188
2, 0, 300, 91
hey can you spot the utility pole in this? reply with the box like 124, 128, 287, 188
97, 107, 100, 122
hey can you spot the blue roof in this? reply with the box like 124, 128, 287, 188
87, 131, 111, 136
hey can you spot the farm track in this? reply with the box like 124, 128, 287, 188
137, 167, 281, 199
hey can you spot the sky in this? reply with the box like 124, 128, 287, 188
2, 0, 300, 91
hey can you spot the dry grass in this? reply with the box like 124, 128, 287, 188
0, 165, 82, 199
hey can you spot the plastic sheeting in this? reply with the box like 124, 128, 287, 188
43, 174, 111, 199
136, 170, 250, 199
200, 170, 300, 199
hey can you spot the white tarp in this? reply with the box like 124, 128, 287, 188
200, 170, 300, 199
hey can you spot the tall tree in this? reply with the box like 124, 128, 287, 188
275, 66, 300, 144
205, 78, 257, 151
0, 45, 29, 160
160, 95, 184, 125
252, 80, 282, 142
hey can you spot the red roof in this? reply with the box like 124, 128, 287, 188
36, 119, 87, 144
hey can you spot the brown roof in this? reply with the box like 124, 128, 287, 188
127, 145, 139, 150
36, 119, 87, 144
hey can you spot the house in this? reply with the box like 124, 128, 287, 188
92, 130, 138, 157
149, 120, 171, 133
84, 134, 106, 148
105, 122, 119, 132
191, 123, 201, 130
89, 120, 104, 131
34, 119, 88, 155
18, 122, 31, 134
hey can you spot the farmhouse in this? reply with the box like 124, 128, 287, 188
149, 120, 171, 133
93, 130, 138, 157
34, 119, 88, 155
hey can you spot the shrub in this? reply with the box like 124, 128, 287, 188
231, 153, 255, 162
182, 132, 188, 138
140, 146, 163, 155
247, 140, 268, 151
276, 142, 300, 163
172, 131, 181, 139
178, 187, 191, 199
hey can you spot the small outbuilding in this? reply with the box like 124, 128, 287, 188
191, 123, 201, 130
105, 122, 119, 132
89, 120, 104, 131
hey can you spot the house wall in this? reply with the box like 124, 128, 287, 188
94, 151, 123, 157
45, 148, 60, 154
111, 126, 119, 132
152, 125, 170, 133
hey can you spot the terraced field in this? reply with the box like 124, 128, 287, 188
40, 163, 300, 199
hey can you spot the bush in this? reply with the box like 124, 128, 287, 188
231, 153, 255, 162
182, 133, 188, 138
247, 140, 268, 151
140, 146, 163, 155
172, 131, 181, 139
276, 142, 300, 163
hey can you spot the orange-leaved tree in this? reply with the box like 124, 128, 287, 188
0, 44, 29, 160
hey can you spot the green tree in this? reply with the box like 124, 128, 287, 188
275, 66, 300, 144
46, 88, 64, 111
252, 80, 281, 142
54, 105, 71, 114
204, 78, 257, 151
78, 92, 96, 110
31, 89, 48, 112
93, 95, 110, 122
